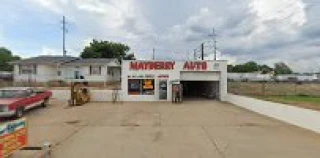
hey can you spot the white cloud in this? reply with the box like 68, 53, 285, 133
39, 46, 78, 57
4, 0, 320, 72
205, 50, 237, 65
83, 38, 93, 47
40, 46, 60, 56
29, 0, 152, 39
31, 0, 69, 14
0, 28, 4, 46
249, 0, 307, 34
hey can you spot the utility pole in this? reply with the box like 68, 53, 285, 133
152, 48, 155, 60
62, 16, 67, 57
209, 28, 217, 60
201, 43, 204, 60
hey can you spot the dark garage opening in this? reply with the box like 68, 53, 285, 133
181, 81, 219, 100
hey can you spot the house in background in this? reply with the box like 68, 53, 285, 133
59, 58, 121, 82
10, 55, 121, 83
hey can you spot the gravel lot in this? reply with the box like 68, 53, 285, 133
11, 99, 320, 158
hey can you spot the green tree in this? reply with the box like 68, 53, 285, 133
80, 40, 131, 61
243, 61, 259, 72
231, 61, 259, 73
259, 65, 273, 74
0, 47, 20, 71
227, 65, 234, 72
274, 62, 293, 75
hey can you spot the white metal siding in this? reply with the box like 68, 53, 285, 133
180, 72, 220, 81
121, 60, 228, 101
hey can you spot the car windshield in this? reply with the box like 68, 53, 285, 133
0, 90, 26, 98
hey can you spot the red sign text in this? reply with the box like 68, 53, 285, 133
130, 62, 175, 70
183, 61, 207, 70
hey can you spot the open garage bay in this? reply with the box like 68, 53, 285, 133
12, 100, 320, 158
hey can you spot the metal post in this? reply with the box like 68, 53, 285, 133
42, 142, 52, 158
201, 43, 204, 60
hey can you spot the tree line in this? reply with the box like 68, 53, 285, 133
0, 40, 294, 75
80, 39, 135, 61
0, 47, 21, 71
228, 61, 293, 75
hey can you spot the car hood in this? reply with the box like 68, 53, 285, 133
0, 98, 22, 105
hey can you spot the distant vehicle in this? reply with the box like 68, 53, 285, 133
0, 87, 52, 118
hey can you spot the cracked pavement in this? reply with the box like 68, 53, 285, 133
12, 99, 320, 158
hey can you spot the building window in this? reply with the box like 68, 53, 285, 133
90, 66, 101, 75
108, 69, 115, 76
57, 71, 62, 76
128, 79, 141, 95
128, 79, 154, 95
19, 65, 37, 74
142, 79, 155, 95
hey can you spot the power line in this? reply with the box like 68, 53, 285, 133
152, 48, 155, 60
201, 43, 204, 60
208, 28, 217, 60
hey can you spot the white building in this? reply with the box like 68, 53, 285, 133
227, 73, 272, 81
121, 60, 227, 102
296, 74, 318, 82
275, 74, 318, 82
10, 56, 121, 83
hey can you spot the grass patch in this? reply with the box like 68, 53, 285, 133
255, 95, 320, 111
257, 95, 320, 105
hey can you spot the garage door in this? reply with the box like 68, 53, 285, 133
180, 72, 220, 81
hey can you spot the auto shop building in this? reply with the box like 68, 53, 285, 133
121, 60, 227, 102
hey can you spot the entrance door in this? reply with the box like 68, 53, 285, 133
159, 80, 167, 100
75, 71, 80, 79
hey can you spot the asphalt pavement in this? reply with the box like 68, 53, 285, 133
11, 99, 320, 158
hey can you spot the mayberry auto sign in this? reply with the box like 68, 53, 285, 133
130, 61, 208, 71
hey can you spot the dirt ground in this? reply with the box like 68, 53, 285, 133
10, 99, 320, 158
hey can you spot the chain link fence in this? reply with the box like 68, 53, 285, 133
228, 81, 320, 96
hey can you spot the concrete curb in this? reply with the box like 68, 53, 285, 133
227, 94, 320, 134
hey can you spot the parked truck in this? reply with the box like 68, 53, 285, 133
0, 87, 52, 118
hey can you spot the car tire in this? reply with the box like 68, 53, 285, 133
15, 107, 24, 118
42, 98, 49, 107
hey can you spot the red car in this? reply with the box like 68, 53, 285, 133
0, 87, 52, 118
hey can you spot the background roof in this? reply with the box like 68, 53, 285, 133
9, 56, 79, 65
62, 58, 118, 66
10, 56, 119, 66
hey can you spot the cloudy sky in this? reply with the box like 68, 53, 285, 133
0, 0, 319, 72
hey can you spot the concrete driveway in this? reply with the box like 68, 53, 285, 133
13, 100, 320, 158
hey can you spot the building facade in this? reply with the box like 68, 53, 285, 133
10, 56, 120, 83
121, 60, 227, 102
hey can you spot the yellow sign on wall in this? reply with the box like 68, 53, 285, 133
143, 79, 154, 89
0, 118, 28, 158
